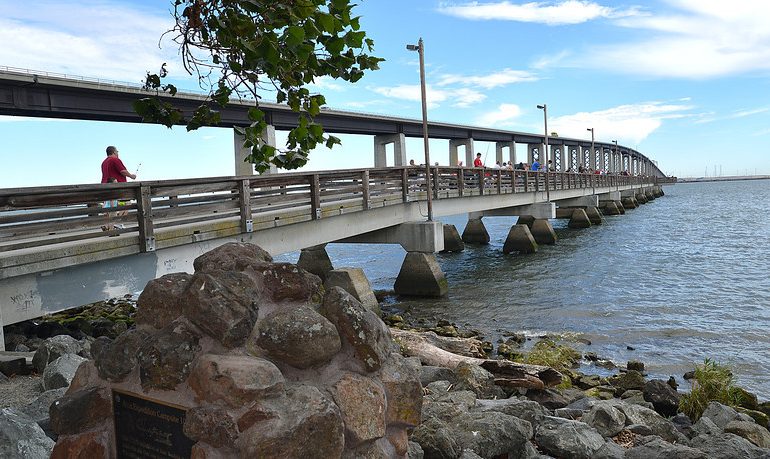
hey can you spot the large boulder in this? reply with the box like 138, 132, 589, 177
42, 354, 87, 390
616, 401, 687, 444
582, 401, 626, 437
534, 416, 607, 459
49, 387, 112, 436
379, 355, 423, 428
255, 305, 341, 369
452, 362, 505, 399
0, 408, 54, 458
643, 379, 680, 417
92, 329, 150, 382
19, 388, 68, 440
701, 401, 744, 429
321, 287, 393, 372
626, 436, 707, 459
724, 420, 770, 448
324, 268, 381, 315
32, 335, 86, 373
192, 242, 272, 272
136, 319, 201, 391
135, 272, 192, 329
188, 354, 284, 407
332, 373, 387, 447
689, 432, 769, 458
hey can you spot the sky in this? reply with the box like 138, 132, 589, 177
1, 0, 770, 188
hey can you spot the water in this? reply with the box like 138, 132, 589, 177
282, 179, 770, 399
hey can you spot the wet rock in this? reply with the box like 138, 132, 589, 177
42, 354, 87, 390
92, 329, 149, 382
32, 335, 85, 373
256, 304, 341, 369
332, 373, 386, 447
181, 271, 260, 348
608, 369, 646, 394
0, 408, 55, 459
188, 354, 284, 407
321, 287, 392, 372
137, 320, 201, 391
453, 362, 505, 399
235, 384, 344, 458
724, 420, 770, 448
19, 388, 67, 440
626, 435, 707, 459
643, 379, 681, 417
535, 416, 607, 459
135, 272, 192, 329
192, 242, 272, 272
732, 387, 759, 411
574, 373, 602, 390
690, 432, 768, 458
627, 360, 645, 372
49, 387, 112, 436
379, 355, 423, 427
183, 406, 238, 448
583, 401, 627, 437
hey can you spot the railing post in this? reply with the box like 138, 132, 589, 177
310, 174, 321, 220
136, 184, 155, 252
401, 168, 409, 203
525, 171, 529, 193
432, 167, 440, 199
238, 178, 253, 233
496, 169, 502, 194
361, 170, 370, 210
457, 167, 464, 197
478, 169, 484, 195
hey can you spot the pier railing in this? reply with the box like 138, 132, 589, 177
0, 167, 670, 260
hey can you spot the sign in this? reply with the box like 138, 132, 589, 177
113, 390, 195, 459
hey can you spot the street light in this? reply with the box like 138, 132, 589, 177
537, 104, 550, 200
406, 38, 433, 221
586, 128, 594, 172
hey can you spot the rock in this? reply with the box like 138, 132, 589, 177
627, 360, 645, 372
724, 420, 770, 448
410, 417, 460, 458
671, 413, 695, 438
608, 369, 646, 394
137, 319, 201, 391
690, 432, 769, 459
379, 355, 423, 427
625, 435, 707, 459
332, 373, 386, 447
407, 441, 424, 459
19, 388, 67, 440
583, 401, 627, 437
459, 449, 483, 459
535, 416, 607, 459
594, 441, 626, 459
296, 245, 334, 282
620, 389, 655, 409
585, 385, 617, 400
248, 262, 324, 304
453, 362, 504, 399
737, 407, 769, 429
320, 287, 393, 372
0, 408, 55, 458
574, 373, 602, 390
643, 379, 681, 417
732, 387, 759, 410
616, 402, 686, 444
181, 271, 260, 348
235, 384, 344, 458
526, 388, 570, 409
692, 416, 722, 437
475, 397, 550, 426
92, 329, 150, 382
50, 428, 113, 459
32, 335, 85, 373
183, 406, 238, 448
0, 355, 28, 377
343, 437, 397, 458
701, 401, 743, 429
42, 354, 87, 390
66, 360, 103, 394
49, 387, 112, 436
135, 272, 192, 329
324, 268, 381, 315
554, 407, 584, 420
256, 304, 341, 369
419, 365, 457, 387
192, 242, 272, 272
188, 354, 284, 407
385, 426, 410, 456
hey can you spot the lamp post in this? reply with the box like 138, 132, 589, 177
406, 38, 433, 221
612, 140, 618, 174
537, 104, 550, 200
586, 128, 594, 172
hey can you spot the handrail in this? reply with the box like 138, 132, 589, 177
0, 166, 669, 258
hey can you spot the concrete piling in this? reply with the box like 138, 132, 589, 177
568, 209, 592, 228
325, 268, 381, 316
503, 224, 538, 254
614, 200, 626, 214
297, 244, 334, 281
585, 206, 603, 225
462, 218, 490, 244
394, 252, 448, 297
530, 219, 557, 245
441, 224, 465, 253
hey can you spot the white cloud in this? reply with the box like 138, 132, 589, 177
695, 107, 769, 124
0, 1, 177, 82
309, 76, 345, 92
370, 84, 486, 109
437, 68, 538, 88
579, 1, 770, 78
438, 1, 641, 25
477, 103, 522, 126
549, 101, 694, 144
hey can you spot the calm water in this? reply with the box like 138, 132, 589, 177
284, 179, 770, 399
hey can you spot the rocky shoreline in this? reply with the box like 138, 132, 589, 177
2, 243, 770, 458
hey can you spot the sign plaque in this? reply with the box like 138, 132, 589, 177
113, 390, 195, 459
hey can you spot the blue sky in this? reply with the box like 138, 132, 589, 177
1, 0, 769, 187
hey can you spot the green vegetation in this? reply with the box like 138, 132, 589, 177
518, 339, 581, 373
134, 0, 383, 173
679, 359, 750, 420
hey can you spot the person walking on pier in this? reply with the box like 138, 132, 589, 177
531, 159, 540, 171
101, 146, 136, 183
473, 152, 483, 168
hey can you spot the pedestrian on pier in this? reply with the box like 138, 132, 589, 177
101, 146, 136, 183
531, 159, 540, 171
473, 152, 483, 168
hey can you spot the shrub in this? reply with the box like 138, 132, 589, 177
519, 339, 581, 373
679, 359, 746, 420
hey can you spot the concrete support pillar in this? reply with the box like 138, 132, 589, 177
614, 200, 626, 214
503, 224, 538, 254
568, 209, 591, 228
394, 252, 448, 297
496, 141, 515, 166
622, 196, 637, 209
374, 133, 407, 167
297, 244, 334, 282
450, 138, 474, 167
530, 219, 557, 245
601, 201, 621, 216
636, 192, 648, 204
528, 143, 543, 164
585, 206, 603, 225
594, 147, 602, 170
325, 268, 380, 315
234, 125, 277, 175
645, 190, 655, 201
441, 224, 465, 253
516, 215, 536, 228
461, 218, 490, 244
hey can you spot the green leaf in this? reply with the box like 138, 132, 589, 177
285, 25, 305, 47
317, 12, 335, 33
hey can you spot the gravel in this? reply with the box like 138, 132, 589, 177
0, 375, 43, 410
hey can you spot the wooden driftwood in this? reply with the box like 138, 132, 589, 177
391, 328, 563, 389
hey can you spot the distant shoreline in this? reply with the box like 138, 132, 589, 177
676, 175, 770, 183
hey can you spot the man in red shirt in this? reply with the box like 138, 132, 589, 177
473, 152, 483, 168
101, 146, 136, 183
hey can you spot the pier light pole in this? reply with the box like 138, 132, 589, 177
407, 38, 433, 221
586, 128, 594, 172
537, 104, 550, 201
